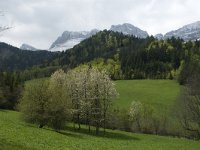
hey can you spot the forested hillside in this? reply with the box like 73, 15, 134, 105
48, 30, 200, 81
1, 31, 199, 83
0, 43, 59, 109
0, 42, 59, 70
1, 30, 200, 110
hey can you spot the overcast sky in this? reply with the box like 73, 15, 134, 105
0, 0, 200, 49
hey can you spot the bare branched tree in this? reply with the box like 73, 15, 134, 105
177, 72, 200, 139
0, 10, 11, 33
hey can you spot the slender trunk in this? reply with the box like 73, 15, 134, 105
94, 83, 100, 135
104, 124, 106, 134
78, 113, 81, 130
104, 111, 106, 134
73, 115, 76, 130
103, 100, 106, 135
88, 122, 91, 132
136, 118, 141, 131
87, 113, 91, 132
96, 122, 99, 135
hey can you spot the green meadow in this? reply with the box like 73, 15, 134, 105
1, 110, 200, 150
115, 80, 180, 114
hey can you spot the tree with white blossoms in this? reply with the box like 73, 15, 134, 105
66, 66, 118, 134
129, 101, 143, 131
65, 68, 84, 130
129, 101, 155, 133
90, 69, 118, 134
19, 67, 118, 134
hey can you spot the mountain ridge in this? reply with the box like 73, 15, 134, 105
49, 23, 150, 52
155, 21, 200, 40
22, 21, 200, 51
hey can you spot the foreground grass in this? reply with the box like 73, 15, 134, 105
114, 80, 180, 113
0, 110, 200, 150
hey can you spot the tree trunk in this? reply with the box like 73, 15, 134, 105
96, 122, 99, 135
87, 113, 91, 132
104, 111, 106, 135
78, 113, 81, 130
88, 123, 91, 132
73, 115, 76, 130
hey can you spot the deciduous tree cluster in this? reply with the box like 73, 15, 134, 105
18, 67, 118, 134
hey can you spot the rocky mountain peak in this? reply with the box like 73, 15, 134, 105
110, 23, 149, 38
49, 29, 99, 51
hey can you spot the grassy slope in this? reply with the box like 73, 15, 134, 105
114, 80, 183, 134
1, 110, 200, 150
114, 80, 180, 114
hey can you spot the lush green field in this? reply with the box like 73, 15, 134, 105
114, 80, 180, 113
0, 110, 200, 150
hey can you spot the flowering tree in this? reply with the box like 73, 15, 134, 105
66, 66, 118, 134
19, 67, 118, 134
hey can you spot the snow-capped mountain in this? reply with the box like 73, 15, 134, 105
47, 21, 200, 52
164, 21, 200, 41
49, 23, 150, 52
110, 23, 149, 38
49, 29, 99, 51
20, 44, 38, 51
154, 33, 164, 40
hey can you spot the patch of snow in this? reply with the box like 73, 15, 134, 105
49, 38, 84, 52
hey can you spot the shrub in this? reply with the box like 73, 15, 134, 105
18, 79, 50, 127
19, 70, 70, 130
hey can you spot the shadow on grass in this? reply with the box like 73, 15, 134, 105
30, 124, 84, 139
56, 130, 83, 139
0, 109, 7, 112
64, 126, 139, 141
18, 119, 138, 140
18, 121, 83, 139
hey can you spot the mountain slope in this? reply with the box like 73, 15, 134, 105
53, 30, 136, 67
164, 21, 200, 40
0, 42, 58, 70
20, 44, 38, 51
49, 29, 99, 51
110, 23, 149, 38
